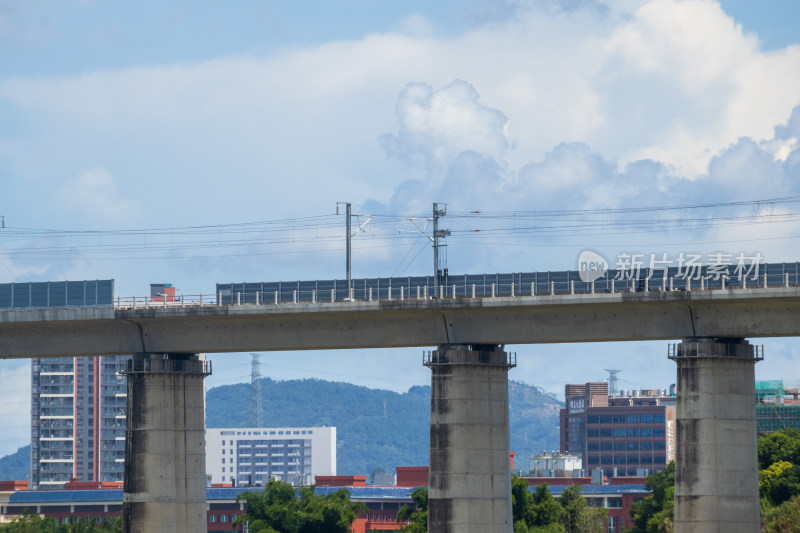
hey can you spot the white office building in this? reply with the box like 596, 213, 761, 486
206, 427, 336, 487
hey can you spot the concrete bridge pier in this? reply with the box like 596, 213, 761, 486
425, 344, 516, 533
122, 353, 211, 533
669, 337, 762, 533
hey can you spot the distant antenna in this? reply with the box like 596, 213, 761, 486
604, 369, 621, 396
250, 353, 264, 427
1, 216, 4, 228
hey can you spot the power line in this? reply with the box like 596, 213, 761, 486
1, 196, 798, 262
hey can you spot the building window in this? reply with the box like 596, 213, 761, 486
600, 429, 612, 437
588, 455, 599, 465
613, 428, 626, 437
210, 515, 217, 523
600, 415, 612, 423
627, 456, 639, 464
654, 442, 665, 451
613, 415, 625, 423
614, 441, 626, 451
607, 498, 622, 508
640, 414, 652, 422
654, 428, 665, 436
640, 428, 653, 437
627, 442, 638, 450
641, 442, 652, 451
588, 429, 599, 437
588, 442, 599, 451
627, 428, 638, 437
627, 414, 638, 423
587, 416, 599, 424
601, 442, 612, 451
221, 515, 228, 522
653, 414, 665, 422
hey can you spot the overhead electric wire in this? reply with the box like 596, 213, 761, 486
1, 195, 798, 260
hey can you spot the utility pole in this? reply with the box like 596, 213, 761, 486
336, 203, 374, 293
346, 203, 351, 291
432, 203, 450, 293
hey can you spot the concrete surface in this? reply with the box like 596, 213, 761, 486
122, 353, 210, 533
672, 338, 760, 533
0, 286, 799, 357
427, 345, 514, 533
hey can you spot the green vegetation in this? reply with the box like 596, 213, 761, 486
205, 378, 561, 475
511, 476, 606, 533
758, 428, 800, 531
623, 429, 800, 533
235, 478, 366, 533
397, 487, 428, 532
625, 462, 675, 533
0, 512, 121, 532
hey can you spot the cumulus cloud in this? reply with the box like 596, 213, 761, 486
380, 80, 509, 177
1, 0, 800, 280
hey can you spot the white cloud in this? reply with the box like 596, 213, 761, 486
1, 0, 798, 201
380, 80, 509, 177
62, 167, 139, 219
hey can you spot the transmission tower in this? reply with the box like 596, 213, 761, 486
250, 353, 264, 428
604, 369, 622, 396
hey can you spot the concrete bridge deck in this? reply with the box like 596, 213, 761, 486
1, 285, 799, 357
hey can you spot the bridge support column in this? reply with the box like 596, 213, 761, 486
669, 337, 762, 533
122, 353, 211, 533
425, 344, 515, 533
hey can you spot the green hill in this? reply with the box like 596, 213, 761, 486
0, 379, 562, 480
206, 378, 561, 475
0, 445, 29, 481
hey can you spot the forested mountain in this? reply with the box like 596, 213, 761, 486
0, 379, 562, 480
0, 446, 29, 481
206, 378, 562, 475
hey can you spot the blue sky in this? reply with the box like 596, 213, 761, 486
1, 0, 800, 457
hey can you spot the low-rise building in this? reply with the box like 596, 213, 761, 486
206, 427, 336, 487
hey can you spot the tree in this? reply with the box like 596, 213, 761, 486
235, 479, 366, 533
758, 429, 800, 507
397, 487, 428, 532
0, 513, 122, 533
625, 461, 675, 533
758, 429, 800, 470
762, 494, 800, 533
559, 485, 607, 533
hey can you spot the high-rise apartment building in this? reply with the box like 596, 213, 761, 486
31, 355, 129, 489
560, 382, 676, 477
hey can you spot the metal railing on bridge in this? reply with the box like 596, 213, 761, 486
109, 263, 800, 310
